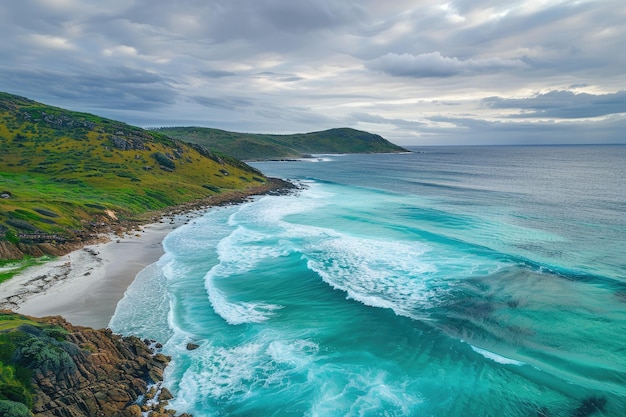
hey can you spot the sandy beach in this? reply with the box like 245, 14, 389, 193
0, 179, 295, 329
0, 214, 195, 329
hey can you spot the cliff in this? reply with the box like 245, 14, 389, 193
0, 311, 189, 417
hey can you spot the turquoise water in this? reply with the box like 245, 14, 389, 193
110, 146, 626, 416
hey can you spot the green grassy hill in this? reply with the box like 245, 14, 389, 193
155, 126, 409, 160
0, 92, 271, 258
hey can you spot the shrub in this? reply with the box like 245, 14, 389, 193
4, 230, 19, 244
202, 185, 220, 193
34, 208, 60, 218
0, 400, 30, 417
153, 152, 175, 170
13, 337, 76, 374
43, 327, 69, 342
0, 384, 30, 406
6, 219, 36, 231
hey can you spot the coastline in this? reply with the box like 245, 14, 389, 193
0, 178, 295, 329
0, 220, 179, 328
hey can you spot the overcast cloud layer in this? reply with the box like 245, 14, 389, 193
1, 0, 625, 145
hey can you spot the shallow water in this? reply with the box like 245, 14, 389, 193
110, 145, 626, 416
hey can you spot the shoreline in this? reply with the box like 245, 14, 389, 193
0, 178, 295, 329
1, 220, 179, 328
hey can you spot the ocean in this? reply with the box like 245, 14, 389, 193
110, 145, 626, 417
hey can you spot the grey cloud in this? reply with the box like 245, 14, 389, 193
258, 72, 305, 82
120, 0, 366, 43
483, 90, 626, 119
405, 114, 626, 146
200, 70, 238, 78
192, 95, 254, 110
0, 65, 177, 111
254, 105, 339, 127
0, 1, 625, 145
366, 52, 528, 78
349, 113, 426, 130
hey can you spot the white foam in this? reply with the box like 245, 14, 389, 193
169, 334, 320, 411
228, 182, 332, 226
205, 276, 283, 325
294, 156, 334, 162
175, 342, 266, 402
308, 360, 423, 416
303, 235, 438, 318
200, 188, 336, 325
202, 183, 449, 320
266, 339, 319, 368
470, 345, 525, 366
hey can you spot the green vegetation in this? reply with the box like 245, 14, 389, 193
0, 400, 30, 417
0, 92, 269, 257
0, 312, 72, 415
0, 257, 54, 284
154, 126, 409, 161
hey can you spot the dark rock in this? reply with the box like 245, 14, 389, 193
186, 343, 200, 351
0, 312, 191, 417
158, 387, 174, 402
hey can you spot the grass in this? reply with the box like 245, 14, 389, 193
0, 313, 41, 332
0, 92, 270, 255
154, 126, 409, 161
0, 257, 54, 285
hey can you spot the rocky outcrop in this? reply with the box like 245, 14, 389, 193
0, 241, 23, 259
1, 312, 188, 417
0, 240, 103, 260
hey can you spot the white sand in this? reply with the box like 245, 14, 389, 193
0, 217, 191, 329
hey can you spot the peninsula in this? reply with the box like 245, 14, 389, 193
154, 126, 409, 161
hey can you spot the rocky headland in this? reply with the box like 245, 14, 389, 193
0, 311, 189, 417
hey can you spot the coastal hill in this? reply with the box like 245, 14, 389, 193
154, 126, 409, 161
0, 92, 286, 260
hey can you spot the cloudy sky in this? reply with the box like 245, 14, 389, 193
1, 0, 625, 145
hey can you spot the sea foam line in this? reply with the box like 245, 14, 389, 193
470, 345, 525, 366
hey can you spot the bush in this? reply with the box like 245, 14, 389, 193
202, 184, 221, 193
0, 400, 30, 417
6, 219, 36, 231
34, 208, 60, 218
14, 337, 76, 374
4, 230, 19, 244
153, 152, 175, 170
0, 384, 30, 406
43, 327, 69, 342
